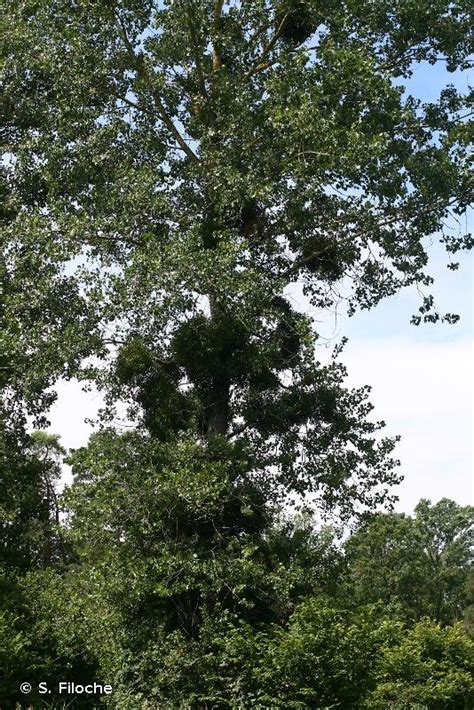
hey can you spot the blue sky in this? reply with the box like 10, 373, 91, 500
320, 244, 472, 513
314, 61, 473, 512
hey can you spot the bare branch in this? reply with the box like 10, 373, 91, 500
212, 0, 225, 71
152, 94, 199, 162
245, 10, 290, 79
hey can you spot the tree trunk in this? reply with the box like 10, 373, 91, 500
207, 379, 230, 435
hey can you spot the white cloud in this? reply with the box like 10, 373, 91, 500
341, 336, 473, 513
48, 380, 102, 450
47, 379, 103, 488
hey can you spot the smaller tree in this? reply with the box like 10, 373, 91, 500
463, 569, 474, 637
0, 428, 66, 572
365, 620, 474, 709
0, 428, 97, 708
344, 499, 473, 624
222, 600, 384, 708
184, 603, 474, 709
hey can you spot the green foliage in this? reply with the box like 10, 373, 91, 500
18, 430, 343, 706
2, 424, 473, 706
0, 427, 66, 572
0, 606, 28, 704
463, 569, 474, 637
365, 620, 474, 709
1, 0, 471, 524
1, 0, 472, 426
345, 499, 474, 624
276, 2, 320, 46
221, 600, 384, 708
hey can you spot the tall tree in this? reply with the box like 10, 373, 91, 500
2, 0, 471, 516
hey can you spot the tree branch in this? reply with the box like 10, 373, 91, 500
214, 0, 225, 21
245, 10, 290, 79
294, 194, 466, 272
245, 37, 316, 80
114, 10, 199, 162
186, 5, 208, 100
212, 0, 225, 71
119, 96, 194, 153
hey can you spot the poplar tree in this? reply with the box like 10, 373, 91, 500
3, 0, 471, 509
